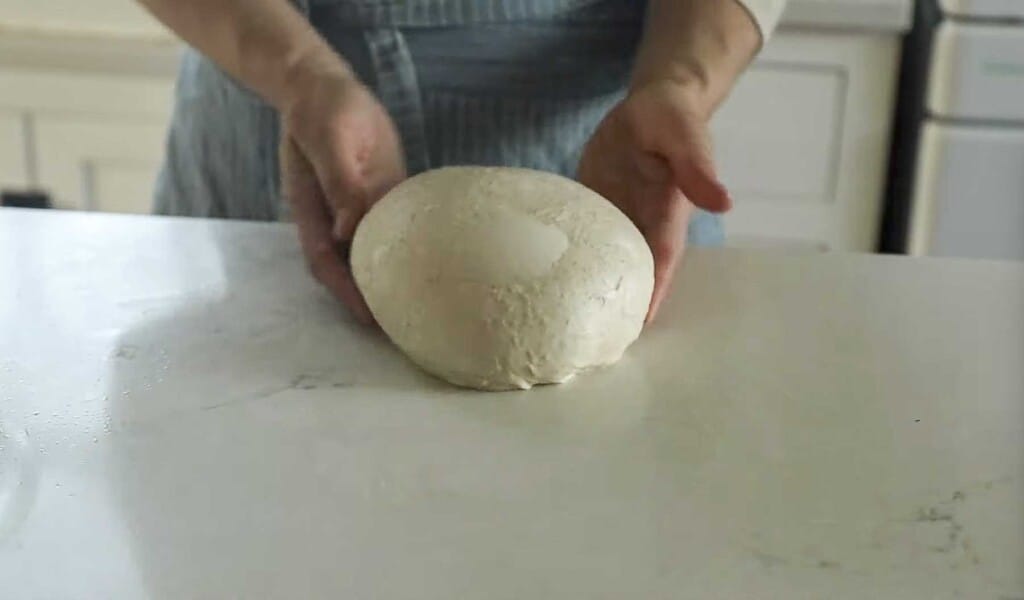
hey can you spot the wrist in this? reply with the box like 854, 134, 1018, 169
626, 77, 715, 123
631, 0, 761, 118
276, 43, 357, 114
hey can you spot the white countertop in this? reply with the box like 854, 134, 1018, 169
1, 209, 1021, 599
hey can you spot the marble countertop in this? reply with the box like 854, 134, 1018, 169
1, 208, 1021, 599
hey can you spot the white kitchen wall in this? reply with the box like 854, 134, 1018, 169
0, 0, 167, 37
0, 0, 174, 213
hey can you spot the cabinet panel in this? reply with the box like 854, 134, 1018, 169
0, 66, 173, 213
0, 110, 28, 189
34, 117, 166, 213
0, 69, 173, 118
717, 32, 901, 252
910, 122, 1024, 261
91, 162, 161, 214
714, 65, 843, 203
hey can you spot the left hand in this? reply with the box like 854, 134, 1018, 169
279, 71, 407, 325
577, 80, 731, 323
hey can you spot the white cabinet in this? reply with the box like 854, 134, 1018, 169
0, 110, 27, 189
715, 32, 901, 252
908, 14, 1024, 261
910, 123, 1024, 260
0, 67, 174, 214
0, 0, 167, 37
33, 117, 167, 213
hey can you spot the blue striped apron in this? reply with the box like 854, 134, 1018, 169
153, 0, 724, 245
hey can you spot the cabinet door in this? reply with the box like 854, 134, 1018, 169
910, 122, 1024, 261
33, 117, 166, 213
0, 110, 28, 190
713, 32, 901, 252
0, 69, 173, 119
0, 67, 173, 213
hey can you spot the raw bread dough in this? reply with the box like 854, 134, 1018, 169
351, 166, 654, 391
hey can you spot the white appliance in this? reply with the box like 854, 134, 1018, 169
906, 0, 1024, 260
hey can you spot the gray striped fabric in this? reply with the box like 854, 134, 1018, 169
312, 2, 641, 176
422, 91, 621, 177
154, 0, 724, 246
363, 30, 430, 173
306, 0, 602, 26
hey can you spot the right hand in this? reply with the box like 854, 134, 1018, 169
279, 72, 406, 324
578, 81, 729, 323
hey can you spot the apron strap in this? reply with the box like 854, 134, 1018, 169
363, 29, 431, 174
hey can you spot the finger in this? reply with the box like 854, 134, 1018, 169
280, 137, 376, 325
670, 155, 732, 214
333, 136, 407, 243
332, 206, 360, 243
646, 238, 684, 324
331, 166, 403, 243
312, 129, 371, 241
644, 191, 693, 324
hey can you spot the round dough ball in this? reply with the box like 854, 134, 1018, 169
351, 166, 654, 391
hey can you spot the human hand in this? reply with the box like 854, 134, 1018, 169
577, 81, 730, 323
279, 72, 406, 324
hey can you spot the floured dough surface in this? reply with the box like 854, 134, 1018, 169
351, 166, 654, 391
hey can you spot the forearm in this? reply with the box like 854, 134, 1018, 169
136, 0, 349, 111
631, 0, 766, 117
